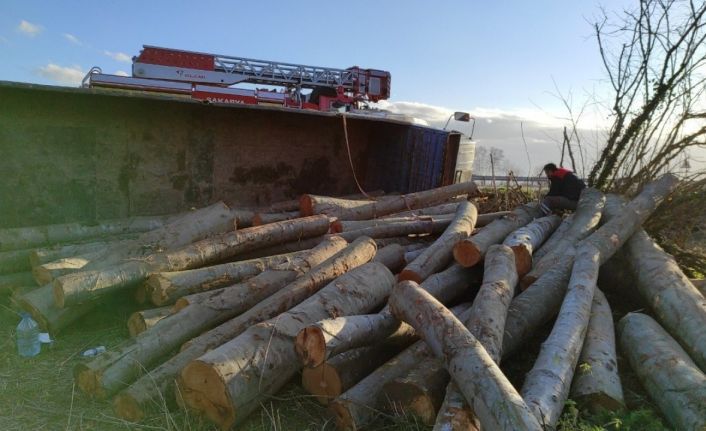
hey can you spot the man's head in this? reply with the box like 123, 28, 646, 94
543, 163, 558, 178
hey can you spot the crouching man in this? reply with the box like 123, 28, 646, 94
540, 163, 586, 215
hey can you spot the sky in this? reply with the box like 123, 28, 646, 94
0, 0, 637, 176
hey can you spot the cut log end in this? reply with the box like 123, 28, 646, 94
299, 195, 315, 217
146, 275, 172, 306
397, 269, 423, 284
52, 282, 66, 308
384, 381, 437, 425
511, 245, 532, 277
127, 312, 147, 337
172, 297, 189, 312
252, 214, 264, 226
437, 407, 481, 431
179, 361, 235, 428
519, 274, 538, 291
330, 220, 344, 234
295, 326, 327, 368
74, 365, 96, 395
113, 392, 145, 422
301, 364, 342, 405
134, 284, 148, 304
32, 266, 53, 285
452, 240, 481, 268
330, 400, 357, 431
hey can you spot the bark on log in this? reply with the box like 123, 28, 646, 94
329, 304, 470, 431
502, 214, 561, 277
433, 244, 518, 431
0, 215, 171, 252
112, 237, 374, 421
371, 244, 407, 274
54, 215, 330, 307
570, 288, 624, 412
502, 194, 628, 356
146, 249, 311, 306
252, 211, 300, 226
295, 263, 479, 368
127, 306, 172, 337
16, 284, 96, 333
383, 202, 461, 218
453, 203, 542, 268
374, 236, 435, 248
268, 191, 385, 213
301, 330, 416, 405
79, 237, 347, 400
618, 312, 706, 431
690, 278, 706, 297
335, 216, 453, 242
625, 229, 706, 371
389, 281, 542, 431
300, 182, 478, 220
531, 215, 573, 261
178, 262, 395, 428
399, 201, 478, 283
521, 189, 605, 288
29, 237, 133, 267
331, 214, 454, 234
520, 174, 678, 428
234, 235, 325, 260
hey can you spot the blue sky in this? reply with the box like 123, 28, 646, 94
1, 0, 638, 175
1, 0, 632, 112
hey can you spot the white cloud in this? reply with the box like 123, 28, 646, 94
63, 33, 81, 45
36, 63, 85, 86
114, 70, 129, 76
104, 50, 131, 63
17, 20, 42, 37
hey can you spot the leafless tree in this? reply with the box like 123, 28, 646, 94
588, 0, 706, 191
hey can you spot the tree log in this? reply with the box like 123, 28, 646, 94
329, 304, 470, 431
383, 202, 461, 218
15, 284, 96, 333
502, 214, 561, 276
302, 329, 416, 405
520, 174, 678, 428
79, 237, 347, 399
252, 211, 300, 226
29, 237, 133, 267
267, 191, 385, 213
234, 235, 325, 260
53, 215, 330, 307
389, 281, 542, 431
300, 181, 478, 220
399, 201, 477, 283
127, 306, 172, 337
521, 189, 605, 288
383, 355, 449, 425
453, 203, 542, 267
335, 216, 453, 242
295, 263, 479, 368
371, 244, 407, 274
570, 288, 624, 412
618, 312, 706, 431
531, 215, 573, 261
433, 244, 518, 431
331, 214, 453, 234
625, 229, 706, 371
178, 262, 395, 428
146, 249, 312, 306
690, 278, 706, 297
374, 236, 435, 248
112, 236, 374, 421
0, 215, 172, 252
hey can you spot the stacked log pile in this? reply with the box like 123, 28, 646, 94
5, 176, 704, 431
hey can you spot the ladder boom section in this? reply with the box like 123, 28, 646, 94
132, 46, 390, 101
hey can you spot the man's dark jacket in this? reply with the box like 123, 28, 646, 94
547, 168, 586, 201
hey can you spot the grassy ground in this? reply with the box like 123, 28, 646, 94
0, 286, 670, 431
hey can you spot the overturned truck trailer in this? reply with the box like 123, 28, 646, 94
0, 81, 463, 228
